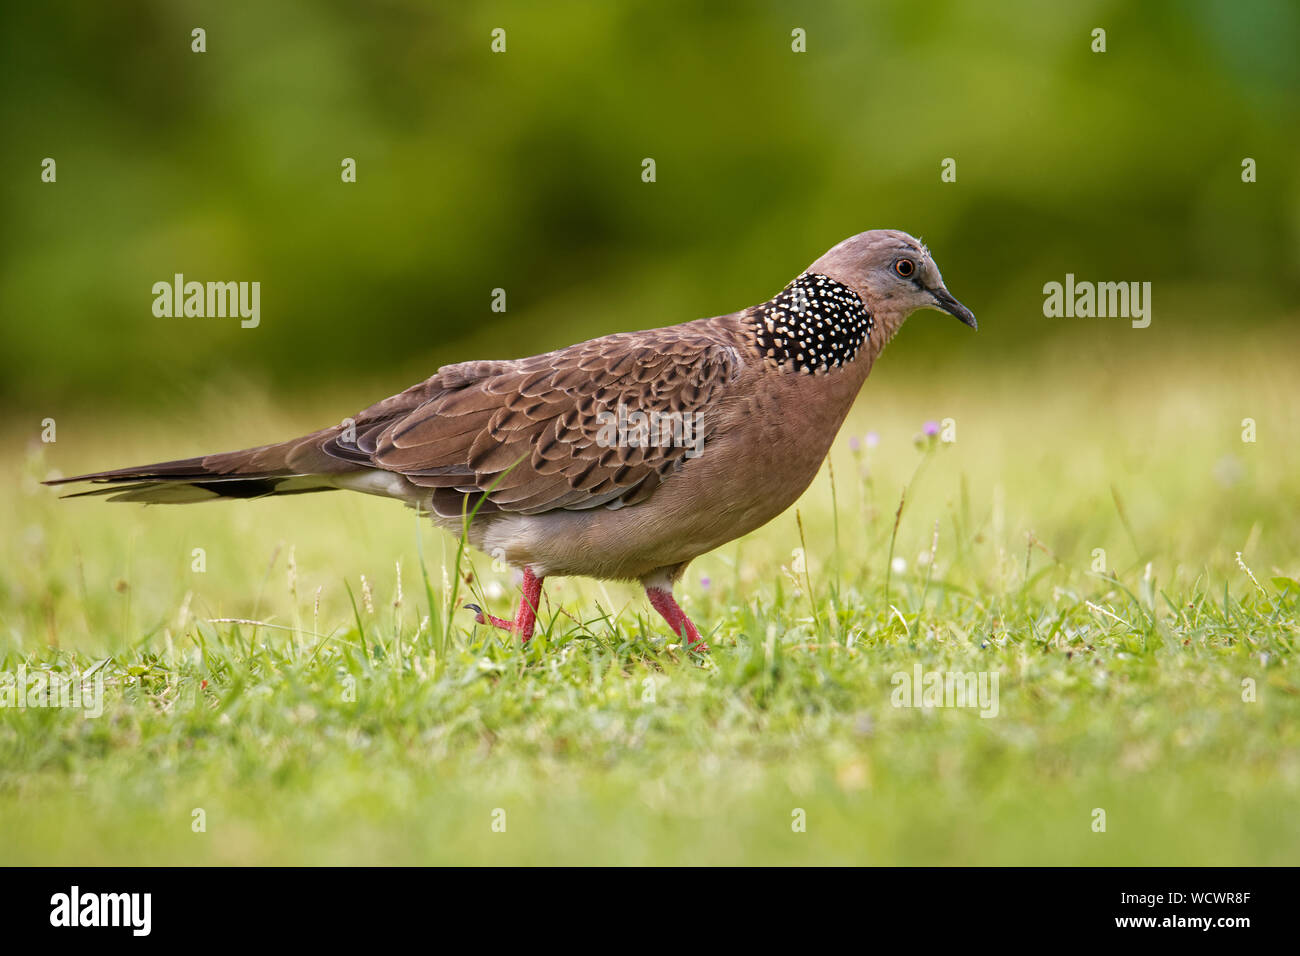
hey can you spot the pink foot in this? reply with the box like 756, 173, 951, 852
646, 586, 708, 651
466, 568, 545, 642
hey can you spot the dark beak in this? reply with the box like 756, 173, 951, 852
930, 288, 977, 330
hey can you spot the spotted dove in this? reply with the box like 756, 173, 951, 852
48, 230, 976, 649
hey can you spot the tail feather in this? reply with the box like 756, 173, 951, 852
56, 476, 338, 504
44, 440, 342, 504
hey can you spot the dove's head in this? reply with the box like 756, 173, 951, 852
810, 229, 977, 335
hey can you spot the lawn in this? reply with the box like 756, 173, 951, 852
2, 329, 1297, 865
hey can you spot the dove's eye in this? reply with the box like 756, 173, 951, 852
894, 258, 915, 279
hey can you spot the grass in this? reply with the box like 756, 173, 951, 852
2, 331, 1298, 865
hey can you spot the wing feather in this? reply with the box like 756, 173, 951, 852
367, 327, 740, 514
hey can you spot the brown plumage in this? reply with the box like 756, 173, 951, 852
48, 230, 976, 648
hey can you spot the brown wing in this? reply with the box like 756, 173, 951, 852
345, 324, 741, 518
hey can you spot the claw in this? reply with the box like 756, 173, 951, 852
463, 569, 545, 640
465, 602, 516, 632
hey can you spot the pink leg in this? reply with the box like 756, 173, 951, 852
466, 568, 545, 642
512, 568, 544, 641
646, 587, 708, 651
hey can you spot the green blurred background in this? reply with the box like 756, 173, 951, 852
2, 0, 1297, 423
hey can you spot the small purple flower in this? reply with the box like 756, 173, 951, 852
865, 431, 880, 448
700, 576, 711, 591
849, 435, 861, 452
923, 420, 939, 437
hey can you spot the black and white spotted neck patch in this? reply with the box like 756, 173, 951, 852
750, 273, 874, 374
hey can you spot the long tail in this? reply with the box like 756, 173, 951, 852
44, 430, 346, 504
